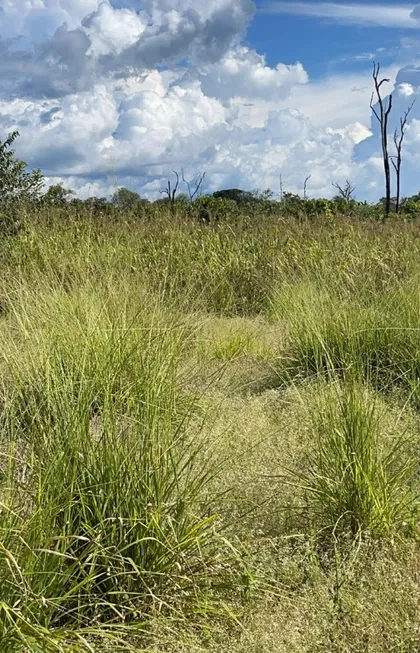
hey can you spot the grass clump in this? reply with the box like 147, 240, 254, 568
294, 381, 419, 538
0, 283, 243, 651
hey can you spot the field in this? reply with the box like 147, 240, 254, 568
0, 209, 418, 652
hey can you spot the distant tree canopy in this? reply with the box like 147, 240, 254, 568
212, 189, 255, 204
154, 193, 189, 206
42, 184, 75, 206
0, 131, 44, 204
112, 187, 149, 211
5, 130, 420, 223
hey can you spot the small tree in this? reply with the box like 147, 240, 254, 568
0, 131, 43, 205
112, 187, 148, 211
161, 171, 180, 211
303, 175, 311, 200
42, 183, 74, 206
370, 63, 393, 215
181, 169, 206, 201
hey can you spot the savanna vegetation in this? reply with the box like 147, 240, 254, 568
0, 124, 419, 651
0, 195, 418, 651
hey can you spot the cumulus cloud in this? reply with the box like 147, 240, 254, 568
0, 68, 369, 200
0, 0, 101, 39
82, 3, 147, 57
1, 0, 256, 99
397, 82, 416, 97
190, 47, 308, 102
1, 0, 419, 201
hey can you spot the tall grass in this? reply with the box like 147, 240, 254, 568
0, 283, 241, 651
0, 211, 418, 650
292, 381, 418, 537
277, 277, 420, 400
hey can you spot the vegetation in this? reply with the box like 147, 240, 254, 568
0, 131, 43, 206
0, 107, 419, 650
0, 201, 415, 651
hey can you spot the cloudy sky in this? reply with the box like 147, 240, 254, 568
2, 0, 420, 200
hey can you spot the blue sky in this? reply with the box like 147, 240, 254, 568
249, 1, 408, 77
1, 0, 420, 200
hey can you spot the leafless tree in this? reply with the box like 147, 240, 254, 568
370, 62, 393, 215
332, 179, 356, 202
279, 173, 284, 201
391, 100, 415, 213
161, 170, 180, 209
303, 175, 311, 200
181, 169, 206, 201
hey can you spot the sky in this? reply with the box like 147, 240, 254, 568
2, 1, 420, 200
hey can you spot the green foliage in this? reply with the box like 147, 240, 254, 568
68, 196, 118, 218
0, 285, 242, 650
280, 277, 420, 405
0, 131, 44, 205
42, 184, 75, 206
279, 194, 381, 221
193, 195, 241, 222
212, 188, 255, 204
400, 198, 420, 218
154, 193, 189, 207
0, 209, 417, 650
111, 187, 149, 212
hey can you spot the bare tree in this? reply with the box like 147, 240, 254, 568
332, 179, 356, 202
279, 173, 284, 201
391, 100, 415, 214
303, 175, 311, 200
370, 62, 393, 215
181, 169, 206, 201
161, 170, 180, 209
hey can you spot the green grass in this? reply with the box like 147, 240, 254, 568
288, 380, 418, 537
0, 210, 417, 651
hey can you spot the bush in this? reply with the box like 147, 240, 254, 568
193, 195, 241, 222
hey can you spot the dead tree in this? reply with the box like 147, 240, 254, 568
370, 62, 393, 215
303, 175, 311, 200
332, 179, 356, 202
391, 100, 415, 213
181, 169, 206, 201
161, 170, 179, 210
279, 173, 284, 201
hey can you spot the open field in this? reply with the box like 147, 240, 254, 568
0, 210, 418, 652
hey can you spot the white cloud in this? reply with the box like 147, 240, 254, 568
397, 82, 416, 96
0, 0, 256, 98
1, 0, 420, 202
262, 2, 418, 29
192, 47, 308, 101
0, 70, 371, 200
83, 2, 147, 57
0, 0, 101, 38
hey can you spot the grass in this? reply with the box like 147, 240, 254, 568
289, 380, 418, 537
0, 210, 417, 651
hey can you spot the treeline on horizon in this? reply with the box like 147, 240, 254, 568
3, 129, 420, 227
